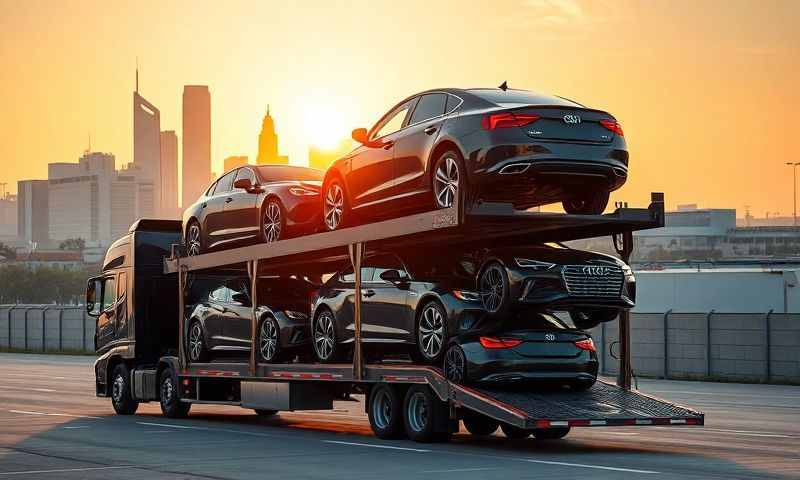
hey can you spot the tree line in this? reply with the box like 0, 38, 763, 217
0, 264, 99, 305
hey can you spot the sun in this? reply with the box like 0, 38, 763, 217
298, 96, 352, 150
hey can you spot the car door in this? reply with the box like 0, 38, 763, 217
205, 283, 230, 348
225, 278, 254, 348
222, 168, 260, 244
337, 265, 375, 341
362, 254, 412, 342
203, 170, 236, 248
347, 98, 417, 213
392, 93, 448, 207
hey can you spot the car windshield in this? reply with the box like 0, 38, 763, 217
255, 166, 323, 183
469, 89, 580, 108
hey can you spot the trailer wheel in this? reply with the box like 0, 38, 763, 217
254, 409, 278, 416
500, 423, 532, 439
462, 411, 498, 436
403, 385, 450, 443
110, 364, 138, 415
368, 384, 405, 439
159, 368, 191, 419
532, 427, 571, 440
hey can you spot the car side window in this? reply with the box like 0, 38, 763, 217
209, 285, 228, 302
215, 171, 236, 194
371, 99, 416, 140
339, 266, 375, 283
445, 94, 461, 114
205, 181, 218, 196
408, 93, 447, 125
367, 254, 409, 282
234, 168, 256, 189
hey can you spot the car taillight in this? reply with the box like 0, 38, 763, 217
600, 119, 624, 136
482, 112, 540, 130
574, 338, 596, 352
479, 336, 523, 349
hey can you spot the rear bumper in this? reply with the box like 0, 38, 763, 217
462, 343, 599, 385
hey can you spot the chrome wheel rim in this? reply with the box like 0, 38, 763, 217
434, 156, 459, 208
314, 312, 335, 360
161, 376, 174, 405
372, 389, 392, 430
260, 319, 278, 361
480, 265, 505, 313
418, 305, 444, 360
112, 374, 124, 403
407, 391, 428, 433
187, 224, 201, 256
263, 202, 282, 242
189, 323, 203, 361
445, 347, 465, 383
324, 183, 344, 230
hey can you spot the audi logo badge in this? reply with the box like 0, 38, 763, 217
582, 266, 611, 276
544, 333, 556, 341
563, 114, 582, 124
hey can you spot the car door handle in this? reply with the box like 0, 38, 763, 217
225, 197, 233, 203
201, 202, 207, 208
424, 126, 437, 135
362, 289, 376, 298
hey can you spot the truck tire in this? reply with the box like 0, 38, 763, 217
159, 368, 191, 419
462, 411, 499, 436
532, 427, 571, 440
500, 423, 532, 439
110, 364, 138, 415
368, 384, 405, 439
403, 385, 451, 443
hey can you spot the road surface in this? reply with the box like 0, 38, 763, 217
0, 353, 798, 479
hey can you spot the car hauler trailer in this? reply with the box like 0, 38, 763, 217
92, 192, 703, 442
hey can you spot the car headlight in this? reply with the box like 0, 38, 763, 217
514, 258, 556, 270
289, 187, 318, 196
284, 310, 308, 320
452, 290, 480, 302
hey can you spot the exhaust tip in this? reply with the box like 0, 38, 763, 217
612, 167, 628, 178
499, 163, 531, 175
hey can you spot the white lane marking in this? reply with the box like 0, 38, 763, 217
1, 373, 77, 380
62, 426, 89, 429
323, 440, 431, 453
422, 467, 493, 473
654, 426, 797, 438
0, 465, 138, 476
0, 386, 56, 393
8, 410, 100, 419
599, 432, 639, 436
648, 389, 800, 400
136, 422, 199, 430
522, 459, 658, 474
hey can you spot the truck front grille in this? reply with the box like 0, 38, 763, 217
562, 265, 624, 298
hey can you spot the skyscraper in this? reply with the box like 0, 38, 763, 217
182, 85, 211, 208
133, 69, 162, 217
160, 130, 179, 218
17, 180, 49, 245
256, 106, 288, 165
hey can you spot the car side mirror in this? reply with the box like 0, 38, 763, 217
86, 278, 102, 317
233, 178, 255, 192
351, 128, 369, 145
379, 269, 407, 286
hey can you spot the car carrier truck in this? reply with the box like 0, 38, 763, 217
88, 193, 703, 442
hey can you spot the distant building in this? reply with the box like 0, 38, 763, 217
17, 179, 49, 245
635, 206, 737, 259
308, 139, 352, 171
182, 85, 211, 208
160, 130, 179, 218
256, 106, 288, 165
0, 193, 17, 239
133, 80, 162, 217
224, 155, 248, 172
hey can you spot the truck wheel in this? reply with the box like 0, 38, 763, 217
462, 411, 498, 436
110, 364, 138, 415
532, 427, 571, 440
500, 423, 532, 439
403, 385, 450, 443
159, 368, 191, 419
562, 190, 609, 215
478, 262, 511, 319
368, 384, 405, 439
254, 409, 278, 416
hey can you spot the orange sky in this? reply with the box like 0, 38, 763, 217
1, 0, 798, 215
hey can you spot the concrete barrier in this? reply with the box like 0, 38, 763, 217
1, 305, 92, 353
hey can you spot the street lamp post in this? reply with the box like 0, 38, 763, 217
787, 162, 800, 227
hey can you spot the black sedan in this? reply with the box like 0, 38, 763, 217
321, 86, 627, 231
185, 275, 314, 363
443, 312, 598, 389
183, 165, 323, 255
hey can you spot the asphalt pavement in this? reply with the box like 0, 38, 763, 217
0, 353, 798, 479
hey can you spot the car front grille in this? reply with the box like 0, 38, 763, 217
562, 265, 624, 298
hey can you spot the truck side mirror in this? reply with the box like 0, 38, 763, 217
86, 278, 102, 317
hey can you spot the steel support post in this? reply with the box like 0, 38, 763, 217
349, 242, 365, 380
177, 259, 187, 371
765, 309, 773, 381
249, 259, 259, 377
613, 230, 634, 390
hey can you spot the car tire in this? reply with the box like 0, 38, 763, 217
532, 427, 571, 440
478, 261, 511, 319
261, 198, 285, 243
462, 411, 499, 436
368, 384, 406, 439
500, 423, 532, 439
570, 309, 619, 330
563, 190, 610, 215
159, 367, 191, 419
257, 316, 282, 363
412, 301, 448, 364
403, 385, 451, 443
187, 320, 210, 363
312, 308, 343, 363
432, 150, 464, 209
185, 220, 202, 256
322, 177, 349, 231
444, 344, 467, 385
254, 409, 278, 416
110, 364, 138, 415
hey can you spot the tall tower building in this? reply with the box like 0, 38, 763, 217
133, 68, 162, 217
256, 106, 288, 165
17, 180, 49, 245
182, 85, 211, 208
160, 130, 179, 218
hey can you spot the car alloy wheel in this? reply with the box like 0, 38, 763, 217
444, 345, 466, 384
434, 156, 459, 208
324, 182, 344, 231
314, 311, 336, 361
186, 223, 201, 256
418, 303, 445, 361
259, 318, 279, 362
479, 264, 506, 313
188, 323, 203, 362
263, 201, 283, 242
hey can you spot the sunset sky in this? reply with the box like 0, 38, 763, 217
1, 0, 798, 215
